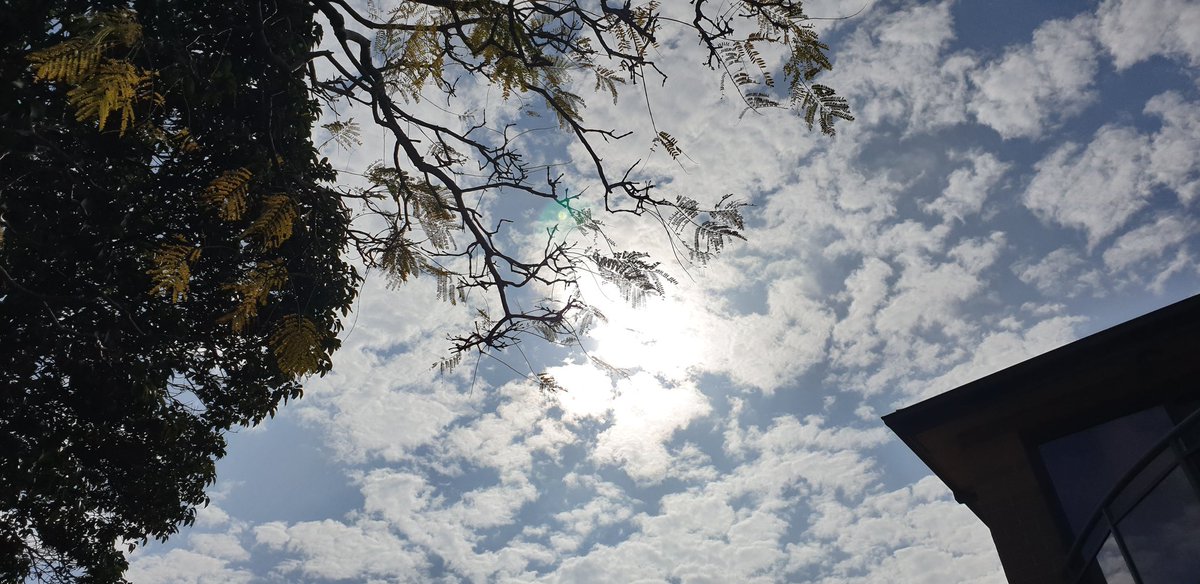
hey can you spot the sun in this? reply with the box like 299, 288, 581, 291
550, 292, 714, 439
577, 279, 707, 380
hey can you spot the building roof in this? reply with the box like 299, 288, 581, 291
882, 294, 1200, 583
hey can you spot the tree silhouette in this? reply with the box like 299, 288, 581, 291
0, 1, 850, 581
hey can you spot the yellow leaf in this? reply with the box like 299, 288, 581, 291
147, 237, 200, 303
27, 9, 153, 136
241, 194, 296, 249
218, 259, 288, 333
269, 315, 324, 378
202, 168, 252, 221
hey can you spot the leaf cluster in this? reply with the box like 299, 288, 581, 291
713, 1, 855, 134
666, 194, 750, 263
27, 8, 159, 136
2, 2, 357, 580
0, 1, 853, 581
304, 0, 850, 358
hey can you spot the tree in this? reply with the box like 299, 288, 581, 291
0, 0, 851, 581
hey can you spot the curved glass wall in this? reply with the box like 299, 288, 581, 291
1047, 407, 1200, 584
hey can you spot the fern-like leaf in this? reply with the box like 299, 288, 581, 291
534, 321, 560, 344
536, 372, 565, 394
652, 131, 683, 159
172, 127, 200, 154
668, 196, 701, 231
379, 232, 423, 288
573, 303, 607, 336
242, 194, 297, 249
667, 194, 749, 263
434, 352, 464, 375
28, 10, 155, 136
147, 237, 200, 303
591, 250, 677, 307
432, 266, 457, 304
320, 118, 362, 150
589, 355, 630, 380
270, 315, 325, 378
709, 194, 747, 231
28, 39, 102, 85
592, 65, 624, 104
66, 59, 153, 135
692, 220, 747, 259
791, 83, 854, 136
218, 259, 288, 333
411, 183, 456, 251
203, 168, 252, 221
569, 208, 611, 243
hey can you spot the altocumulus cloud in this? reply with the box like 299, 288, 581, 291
128, 0, 1200, 582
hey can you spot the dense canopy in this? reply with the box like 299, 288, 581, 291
0, 1, 848, 581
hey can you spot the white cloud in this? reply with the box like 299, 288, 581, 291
552, 477, 636, 549
545, 415, 891, 584
827, 2, 975, 133
1024, 91, 1200, 248
911, 315, 1084, 402
192, 504, 231, 530
591, 374, 712, 484
357, 472, 551, 582
755, 141, 903, 262
1149, 248, 1198, 293
924, 151, 1010, 223
126, 549, 253, 584
301, 382, 475, 464
798, 476, 1004, 583
700, 281, 836, 393
1103, 214, 1195, 272
1024, 125, 1152, 247
831, 257, 894, 369
187, 533, 249, 562
435, 382, 568, 479
292, 276, 480, 464
1013, 247, 1103, 297
324, 382, 572, 582
1096, 0, 1200, 69
874, 234, 1003, 342
969, 15, 1099, 139
1144, 91, 1200, 204
253, 519, 427, 581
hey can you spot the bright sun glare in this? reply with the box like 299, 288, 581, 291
575, 278, 707, 381
580, 283, 700, 374
552, 289, 712, 438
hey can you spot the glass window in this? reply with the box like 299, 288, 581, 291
1095, 533, 1135, 584
1115, 466, 1200, 583
1039, 406, 1175, 535
1108, 449, 1176, 521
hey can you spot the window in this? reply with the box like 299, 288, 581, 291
1039, 406, 1174, 536
1041, 404, 1200, 584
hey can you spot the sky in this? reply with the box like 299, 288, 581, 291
126, 0, 1200, 582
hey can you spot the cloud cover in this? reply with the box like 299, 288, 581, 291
128, 0, 1200, 582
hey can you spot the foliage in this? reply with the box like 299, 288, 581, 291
1, 2, 356, 581
328, 0, 852, 356
0, 0, 849, 581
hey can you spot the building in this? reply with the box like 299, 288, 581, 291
883, 296, 1200, 584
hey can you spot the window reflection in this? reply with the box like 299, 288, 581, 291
1095, 533, 1134, 584
1044, 404, 1200, 584
1115, 466, 1200, 583
1039, 406, 1174, 536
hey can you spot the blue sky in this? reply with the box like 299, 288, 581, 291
128, 0, 1200, 582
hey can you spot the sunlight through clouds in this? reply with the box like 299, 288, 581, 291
579, 284, 708, 381
126, 1, 1200, 582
